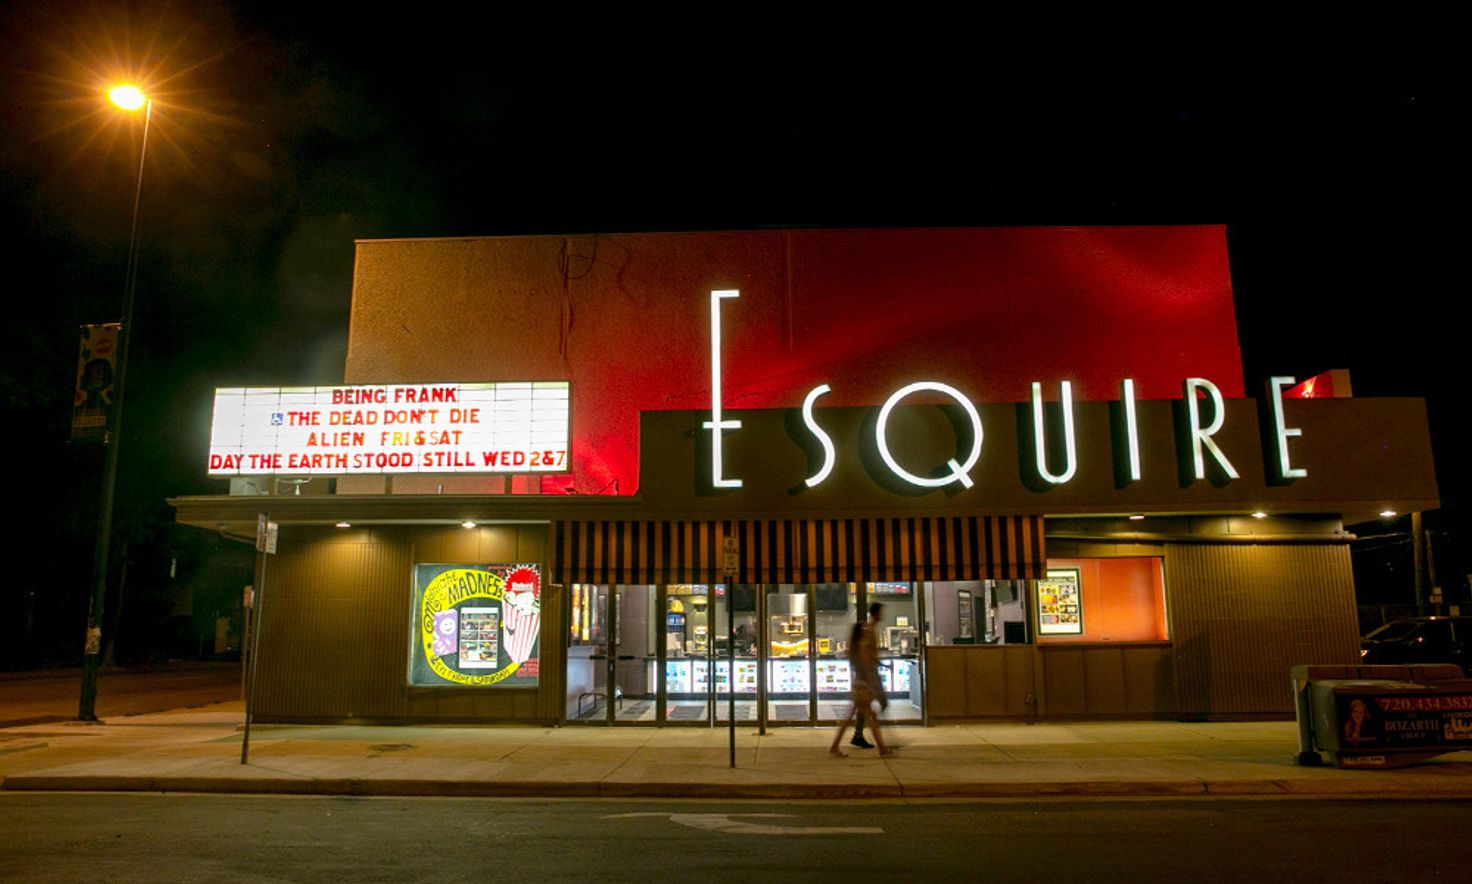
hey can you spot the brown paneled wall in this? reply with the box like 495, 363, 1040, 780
1036, 645, 1175, 716
254, 523, 557, 724
926, 645, 1038, 717
1166, 543, 1358, 717
926, 644, 1174, 719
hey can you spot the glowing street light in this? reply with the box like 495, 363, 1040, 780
108, 84, 147, 112
78, 84, 154, 722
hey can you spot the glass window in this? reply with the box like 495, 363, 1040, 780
566, 584, 608, 720
1364, 620, 1418, 642
1036, 557, 1168, 644
568, 583, 606, 648
813, 583, 858, 659
867, 583, 922, 720
813, 584, 858, 715
924, 580, 1031, 645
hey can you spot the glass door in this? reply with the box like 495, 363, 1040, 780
663, 584, 713, 723
868, 582, 923, 722
713, 584, 759, 723
766, 585, 813, 723
566, 583, 610, 722
814, 583, 859, 722
613, 585, 658, 723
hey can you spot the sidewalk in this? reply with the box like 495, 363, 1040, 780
4, 702, 1472, 800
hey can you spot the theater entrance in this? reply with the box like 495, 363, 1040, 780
565, 582, 923, 726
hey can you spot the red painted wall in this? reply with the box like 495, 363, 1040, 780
348, 226, 1241, 495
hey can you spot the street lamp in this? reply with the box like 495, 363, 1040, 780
78, 84, 153, 721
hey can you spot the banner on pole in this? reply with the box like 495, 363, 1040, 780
71, 324, 120, 442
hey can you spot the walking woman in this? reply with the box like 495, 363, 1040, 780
830, 604, 892, 757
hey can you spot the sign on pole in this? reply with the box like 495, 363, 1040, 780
723, 534, 738, 769
243, 513, 273, 764
256, 514, 278, 555
723, 536, 739, 578
71, 323, 120, 442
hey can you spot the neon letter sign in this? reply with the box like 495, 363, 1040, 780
801, 384, 836, 487
1183, 377, 1239, 481
1030, 380, 1077, 484
1268, 376, 1307, 480
1121, 378, 1141, 482
703, 289, 742, 489
875, 382, 984, 489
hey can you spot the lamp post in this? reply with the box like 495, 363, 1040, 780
78, 85, 152, 721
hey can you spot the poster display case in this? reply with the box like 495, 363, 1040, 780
457, 608, 501, 669
712, 660, 759, 694
1037, 567, 1084, 635
816, 660, 852, 695
769, 659, 810, 694
665, 660, 694, 694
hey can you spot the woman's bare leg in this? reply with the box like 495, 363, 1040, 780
872, 715, 890, 755
830, 703, 858, 756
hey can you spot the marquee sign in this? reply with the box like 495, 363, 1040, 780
207, 382, 570, 476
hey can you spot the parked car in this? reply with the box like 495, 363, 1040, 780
1360, 616, 1472, 670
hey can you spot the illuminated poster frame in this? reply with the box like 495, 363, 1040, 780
409, 563, 542, 688
1036, 567, 1084, 636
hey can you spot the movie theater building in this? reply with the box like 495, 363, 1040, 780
172, 226, 1438, 726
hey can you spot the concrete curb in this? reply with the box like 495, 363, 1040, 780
6, 774, 1472, 800
0, 662, 240, 683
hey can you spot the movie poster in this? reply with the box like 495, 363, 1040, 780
410, 563, 541, 687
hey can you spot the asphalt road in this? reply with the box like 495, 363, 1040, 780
0, 665, 241, 727
0, 794, 1464, 883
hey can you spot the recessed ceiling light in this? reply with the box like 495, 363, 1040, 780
1252, 511, 1268, 519
1128, 514, 1145, 521
462, 521, 477, 529
335, 521, 351, 529
1379, 510, 1397, 519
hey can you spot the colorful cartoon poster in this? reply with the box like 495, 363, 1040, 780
432, 609, 458, 656
410, 563, 541, 687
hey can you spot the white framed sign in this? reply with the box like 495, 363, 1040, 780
207, 382, 570, 476
1037, 567, 1083, 635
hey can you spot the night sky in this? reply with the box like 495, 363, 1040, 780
0, 4, 1458, 662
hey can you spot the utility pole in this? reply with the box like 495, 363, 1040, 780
80, 92, 153, 722
1412, 511, 1427, 616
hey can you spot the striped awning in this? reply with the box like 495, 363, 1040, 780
549, 517, 1045, 586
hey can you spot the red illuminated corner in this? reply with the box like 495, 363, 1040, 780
1287, 369, 1353, 399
